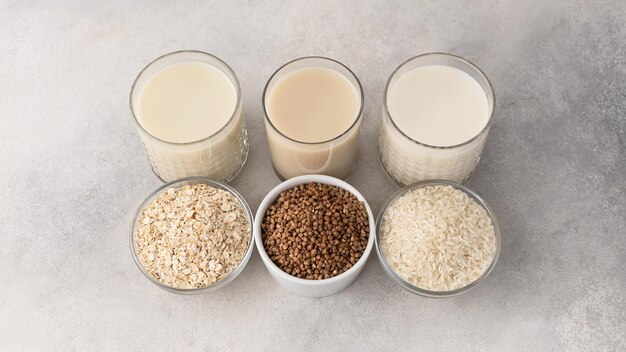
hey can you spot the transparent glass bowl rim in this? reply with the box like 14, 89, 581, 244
261, 56, 365, 145
129, 50, 242, 146
375, 179, 501, 298
383, 52, 496, 150
130, 177, 255, 294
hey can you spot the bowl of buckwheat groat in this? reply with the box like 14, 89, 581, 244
254, 174, 375, 297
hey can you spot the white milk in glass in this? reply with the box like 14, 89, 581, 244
264, 61, 362, 180
131, 52, 248, 182
380, 55, 493, 185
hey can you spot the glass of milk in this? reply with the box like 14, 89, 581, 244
379, 53, 495, 185
263, 57, 364, 180
130, 51, 248, 182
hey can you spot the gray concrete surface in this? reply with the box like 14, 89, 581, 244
1, 0, 624, 350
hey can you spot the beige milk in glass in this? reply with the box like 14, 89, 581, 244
264, 57, 363, 180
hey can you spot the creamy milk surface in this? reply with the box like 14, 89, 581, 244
137, 61, 236, 143
266, 67, 359, 143
387, 65, 489, 147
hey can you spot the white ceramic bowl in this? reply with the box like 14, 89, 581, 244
254, 175, 376, 297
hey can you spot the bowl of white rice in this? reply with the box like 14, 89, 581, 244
376, 179, 501, 297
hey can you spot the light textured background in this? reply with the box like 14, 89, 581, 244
1, 1, 624, 351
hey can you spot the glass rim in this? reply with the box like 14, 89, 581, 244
383, 52, 496, 150
262, 56, 365, 145
130, 176, 255, 294
375, 179, 501, 298
129, 50, 242, 146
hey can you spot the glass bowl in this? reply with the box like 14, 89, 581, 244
130, 177, 254, 294
375, 179, 501, 298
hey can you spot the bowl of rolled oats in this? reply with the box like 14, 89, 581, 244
130, 177, 254, 294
